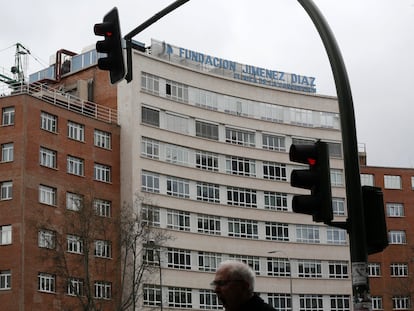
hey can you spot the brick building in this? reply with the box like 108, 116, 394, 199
360, 156, 414, 311
0, 55, 121, 310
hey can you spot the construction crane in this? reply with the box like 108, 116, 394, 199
0, 43, 31, 85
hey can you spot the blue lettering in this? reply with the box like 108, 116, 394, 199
205, 55, 213, 66
179, 48, 185, 58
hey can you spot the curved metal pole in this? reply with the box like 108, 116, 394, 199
297, 0, 369, 309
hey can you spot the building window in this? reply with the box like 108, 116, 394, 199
143, 284, 161, 306
67, 121, 85, 141
390, 263, 408, 277
166, 176, 190, 198
360, 174, 375, 186
94, 199, 111, 217
368, 263, 381, 277
263, 161, 287, 181
94, 281, 111, 300
39, 185, 56, 206
225, 156, 256, 177
141, 72, 160, 95
165, 80, 188, 102
165, 144, 189, 165
299, 294, 323, 311
389, 230, 406, 244
296, 225, 320, 243
386, 203, 404, 217
384, 175, 402, 189
167, 210, 190, 231
371, 296, 383, 310
196, 182, 220, 203
265, 222, 289, 241
40, 111, 57, 132
2, 107, 15, 126
39, 147, 57, 168
262, 134, 286, 152
0, 181, 12, 200
141, 205, 160, 227
227, 187, 257, 208
228, 218, 258, 239
268, 293, 291, 311
67, 156, 84, 176
1, 143, 13, 162
196, 150, 219, 171
392, 296, 411, 310
94, 163, 111, 183
267, 258, 291, 277
332, 198, 346, 216
290, 108, 313, 127
228, 255, 260, 275
141, 137, 160, 159
142, 171, 160, 193
0, 270, 11, 290
330, 295, 350, 311
198, 251, 222, 272
197, 214, 221, 235
38, 273, 55, 293
298, 260, 322, 278
264, 191, 288, 211
195, 120, 219, 140
0, 225, 12, 245
327, 228, 347, 245
167, 248, 191, 269
331, 169, 344, 187
328, 261, 349, 279
67, 278, 84, 296
38, 229, 55, 249
95, 240, 111, 258
167, 287, 192, 308
225, 127, 255, 147
165, 113, 189, 134
67, 235, 84, 254
94, 129, 111, 149
142, 106, 160, 127
200, 289, 221, 310
66, 192, 83, 211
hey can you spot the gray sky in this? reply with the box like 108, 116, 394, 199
1, 0, 413, 167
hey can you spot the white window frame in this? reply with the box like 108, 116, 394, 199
39, 185, 56, 206
227, 187, 257, 208
384, 175, 402, 189
94, 281, 111, 300
40, 111, 57, 132
296, 225, 320, 243
67, 156, 84, 176
67, 121, 85, 141
167, 248, 191, 270
228, 218, 258, 239
265, 222, 289, 241
142, 171, 160, 193
198, 251, 222, 272
327, 228, 347, 245
38, 229, 55, 249
368, 263, 381, 277
67, 278, 84, 296
94, 199, 111, 217
167, 287, 192, 308
2, 107, 15, 126
143, 284, 161, 306
197, 214, 221, 235
196, 182, 220, 203
66, 192, 83, 211
40, 147, 57, 168
297, 260, 322, 278
67, 234, 84, 254
0, 225, 12, 245
263, 161, 287, 181
199, 289, 221, 310
386, 203, 404, 217
1, 143, 13, 162
0, 181, 12, 200
328, 261, 349, 279
389, 230, 406, 244
94, 163, 111, 183
0, 270, 11, 290
166, 176, 190, 198
195, 150, 219, 171
264, 191, 288, 211
95, 240, 112, 258
390, 263, 408, 277
94, 129, 111, 149
167, 209, 190, 231
225, 156, 256, 177
141, 137, 160, 159
38, 273, 55, 293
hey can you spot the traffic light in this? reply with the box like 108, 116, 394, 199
289, 141, 333, 224
362, 186, 388, 255
94, 7, 125, 84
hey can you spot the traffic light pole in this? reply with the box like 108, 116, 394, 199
297, 0, 370, 310
124, 0, 190, 82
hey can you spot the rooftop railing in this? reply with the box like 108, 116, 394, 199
1, 82, 118, 124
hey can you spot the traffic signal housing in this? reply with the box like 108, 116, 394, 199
94, 7, 125, 84
289, 141, 333, 224
362, 186, 388, 255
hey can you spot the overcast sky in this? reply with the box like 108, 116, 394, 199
1, 0, 413, 167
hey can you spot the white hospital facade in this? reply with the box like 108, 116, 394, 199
118, 39, 351, 310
